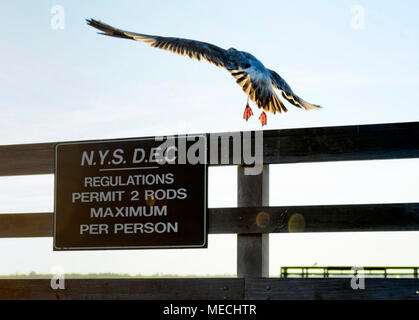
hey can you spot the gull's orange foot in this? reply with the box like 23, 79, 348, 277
243, 103, 253, 121
259, 111, 267, 126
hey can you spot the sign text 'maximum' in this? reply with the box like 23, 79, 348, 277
90, 205, 167, 218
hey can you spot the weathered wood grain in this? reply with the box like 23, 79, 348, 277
245, 278, 419, 300
0, 278, 244, 300
0, 142, 55, 176
0, 213, 53, 237
210, 203, 419, 233
264, 121, 419, 164
237, 166, 269, 278
1, 122, 419, 176
2, 203, 419, 238
0, 278, 417, 300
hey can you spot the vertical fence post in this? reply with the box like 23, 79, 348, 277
237, 165, 269, 277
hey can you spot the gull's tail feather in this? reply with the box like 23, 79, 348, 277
271, 93, 288, 114
231, 70, 288, 114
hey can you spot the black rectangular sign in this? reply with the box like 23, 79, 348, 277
54, 135, 207, 250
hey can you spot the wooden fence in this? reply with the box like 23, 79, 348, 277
1, 121, 419, 299
281, 266, 419, 278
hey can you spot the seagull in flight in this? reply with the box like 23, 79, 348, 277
86, 19, 321, 126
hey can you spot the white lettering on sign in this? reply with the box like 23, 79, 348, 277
112, 149, 124, 164
149, 147, 161, 163
113, 222, 178, 234
132, 148, 145, 163
144, 188, 187, 200
90, 206, 167, 218
80, 149, 126, 166
55, 136, 207, 250
72, 191, 125, 203
84, 173, 174, 187
81, 151, 94, 166
163, 146, 177, 163
80, 224, 109, 235
98, 150, 110, 165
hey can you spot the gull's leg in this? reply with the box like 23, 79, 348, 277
259, 111, 267, 126
243, 98, 253, 121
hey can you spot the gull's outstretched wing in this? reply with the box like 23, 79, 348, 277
86, 19, 229, 68
269, 69, 321, 110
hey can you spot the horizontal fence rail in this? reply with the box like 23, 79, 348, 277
0, 278, 418, 300
1, 121, 419, 300
1, 121, 419, 176
244, 278, 419, 300
280, 266, 419, 278
0, 278, 244, 300
1, 203, 419, 238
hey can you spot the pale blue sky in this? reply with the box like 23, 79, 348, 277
0, 1, 419, 276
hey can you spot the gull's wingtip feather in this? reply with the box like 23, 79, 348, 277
86, 18, 107, 28
85, 18, 95, 25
